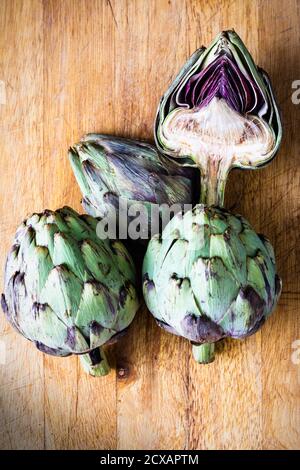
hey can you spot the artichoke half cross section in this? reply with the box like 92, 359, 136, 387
155, 30, 282, 206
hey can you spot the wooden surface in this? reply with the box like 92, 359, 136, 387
0, 0, 299, 450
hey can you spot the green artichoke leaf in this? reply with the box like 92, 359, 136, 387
151, 224, 184, 277
246, 256, 270, 304
26, 213, 41, 230
34, 222, 59, 259
75, 281, 118, 331
6, 273, 31, 337
208, 214, 228, 235
44, 211, 70, 233
156, 276, 200, 335
142, 234, 162, 281
52, 232, 87, 281
255, 251, 277, 305
156, 239, 190, 285
80, 239, 121, 290
142, 278, 161, 322
186, 221, 211, 260
110, 240, 136, 284
78, 213, 99, 235
17, 226, 36, 265
60, 210, 94, 242
4, 244, 20, 287
220, 287, 265, 338
114, 281, 140, 331
19, 303, 71, 351
259, 235, 276, 264
69, 148, 93, 196
89, 324, 116, 349
23, 245, 53, 295
239, 228, 272, 260
209, 231, 247, 284
190, 257, 240, 323
225, 214, 243, 234
40, 265, 83, 327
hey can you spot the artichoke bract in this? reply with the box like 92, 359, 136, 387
155, 30, 282, 205
143, 205, 281, 363
143, 30, 282, 363
1, 207, 139, 376
69, 134, 198, 240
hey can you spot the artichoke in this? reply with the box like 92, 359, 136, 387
143, 205, 281, 363
1, 207, 139, 376
143, 31, 282, 363
155, 30, 282, 206
69, 134, 198, 240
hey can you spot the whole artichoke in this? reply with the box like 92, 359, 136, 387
69, 134, 198, 240
1, 207, 139, 376
143, 205, 281, 363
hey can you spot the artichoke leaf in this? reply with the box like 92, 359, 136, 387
52, 232, 87, 281
39, 264, 83, 326
190, 256, 240, 323
75, 281, 118, 331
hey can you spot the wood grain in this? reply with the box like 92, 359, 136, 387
0, 0, 299, 450
0, 0, 45, 450
258, 0, 300, 449
42, 0, 117, 449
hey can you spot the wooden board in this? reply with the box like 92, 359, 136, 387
0, 0, 299, 450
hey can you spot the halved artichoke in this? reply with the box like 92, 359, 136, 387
1, 207, 139, 376
155, 30, 282, 205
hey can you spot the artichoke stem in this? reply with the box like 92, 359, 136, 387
199, 156, 230, 207
192, 343, 215, 364
79, 347, 110, 377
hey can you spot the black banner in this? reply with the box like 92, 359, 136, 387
0, 450, 298, 465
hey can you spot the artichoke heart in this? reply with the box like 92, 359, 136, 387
161, 97, 276, 169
